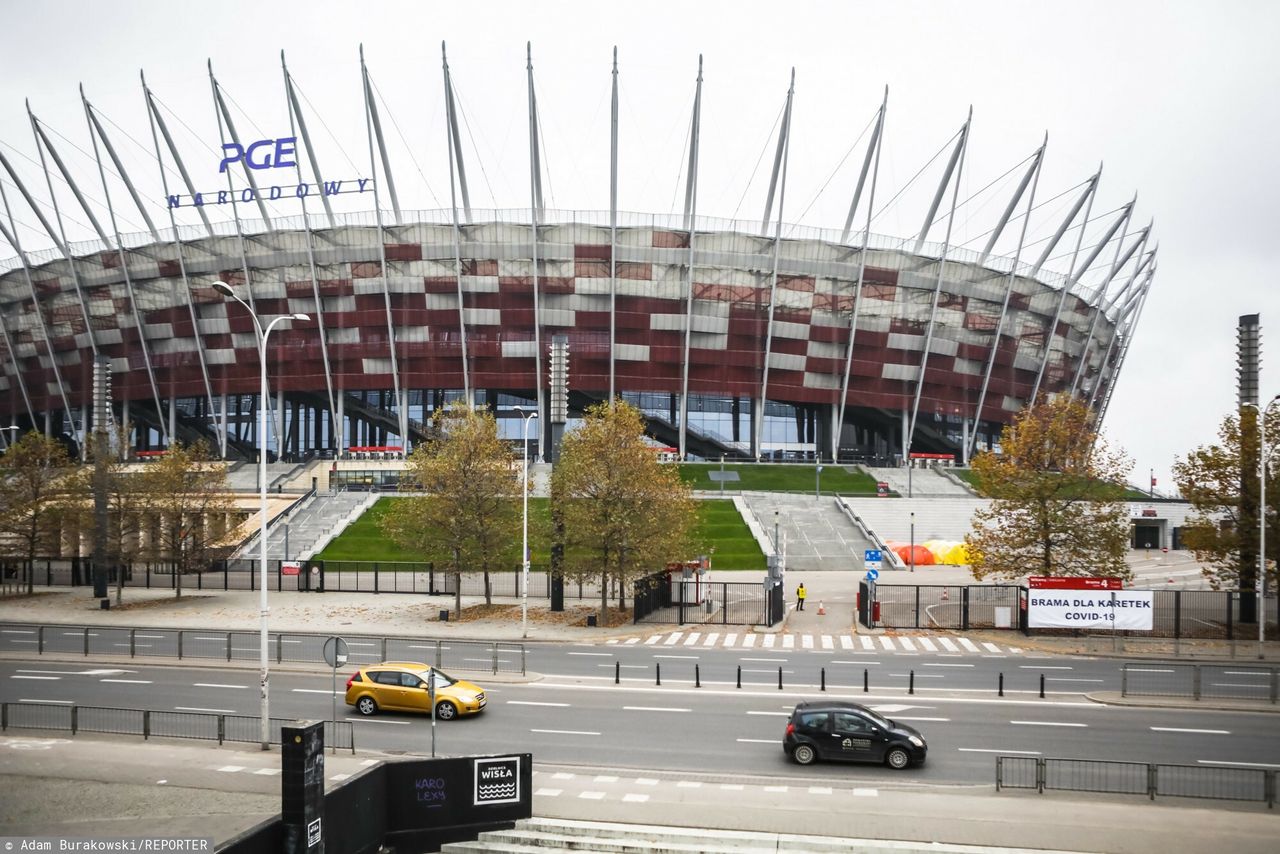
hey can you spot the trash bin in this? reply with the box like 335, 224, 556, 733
439, 610, 449, 622
99, 599, 110, 610
586, 614, 597, 627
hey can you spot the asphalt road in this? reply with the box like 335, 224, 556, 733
3, 656, 1277, 790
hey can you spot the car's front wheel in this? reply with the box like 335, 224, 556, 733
792, 743, 817, 765
356, 696, 378, 716
435, 700, 458, 720
886, 746, 911, 769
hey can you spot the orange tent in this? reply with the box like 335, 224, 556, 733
893, 544, 935, 566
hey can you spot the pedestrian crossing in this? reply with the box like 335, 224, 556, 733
605, 631, 1021, 656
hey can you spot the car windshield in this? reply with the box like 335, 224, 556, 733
415, 668, 457, 689
860, 707, 892, 729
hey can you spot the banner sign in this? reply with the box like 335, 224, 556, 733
1027, 590, 1153, 630
1028, 576, 1123, 590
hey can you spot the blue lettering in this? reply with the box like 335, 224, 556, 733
273, 137, 297, 169
323, 180, 343, 196
296, 183, 310, 198
241, 188, 255, 203
357, 178, 370, 193
245, 139, 274, 169
193, 193, 205, 207
269, 185, 282, 200
217, 190, 228, 205
218, 143, 243, 173
167, 194, 181, 209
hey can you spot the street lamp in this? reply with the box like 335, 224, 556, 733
514, 406, 539, 640
210, 281, 309, 749
909, 510, 916, 574
1246, 394, 1280, 660
0, 424, 18, 451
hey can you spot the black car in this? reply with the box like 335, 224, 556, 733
783, 700, 927, 769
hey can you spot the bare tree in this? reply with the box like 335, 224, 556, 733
0, 432, 80, 595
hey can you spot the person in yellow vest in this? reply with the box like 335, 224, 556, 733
796, 582, 807, 611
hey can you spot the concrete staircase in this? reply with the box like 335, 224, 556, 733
839, 495, 990, 546
863, 465, 974, 497
442, 817, 1065, 853
233, 491, 378, 562
742, 492, 874, 571
223, 462, 308, 493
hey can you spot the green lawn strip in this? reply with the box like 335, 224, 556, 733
315, 497, 766, 571
955, 468, 1150, 501
675, 463, 879, 494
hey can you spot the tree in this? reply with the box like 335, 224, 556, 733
380, 403, 520, 614
964, 396, 1132, 582
552, 400, 698, 623
0, 431, 80, 594
1173, 406, 1278, 593
137, 441, 236, 598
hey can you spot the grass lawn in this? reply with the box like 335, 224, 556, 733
955, 467, 1155, 501
315, 497, 766, 571
675, 462, 880, 494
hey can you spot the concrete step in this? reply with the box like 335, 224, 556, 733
442, 819, 1074, 854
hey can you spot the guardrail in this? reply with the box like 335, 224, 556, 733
997, 756, 1275, 808
1122, 662, 1279, 703
0, 623, 527, 676
0, 701, 355, 752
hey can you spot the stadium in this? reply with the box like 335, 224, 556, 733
0, 50, 1157, 466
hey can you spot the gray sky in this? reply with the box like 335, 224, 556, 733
1, 0, 1276, 491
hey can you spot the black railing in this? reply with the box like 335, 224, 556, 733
631, 578, 775, 627
1121, 662, 1280, 703
0, 622, 527, 675
0, 701, 355, 752
996, 756, 1274, 807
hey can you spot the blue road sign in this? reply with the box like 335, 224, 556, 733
865, 568, 880, 582
864, 549, 882, 563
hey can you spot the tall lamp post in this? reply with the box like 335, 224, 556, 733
515, 406, 539, 639
815, 464, 824, 499
1247, 394, 1280, 660
211, 281, 309, 749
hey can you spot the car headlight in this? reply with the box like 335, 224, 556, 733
908, 735, 925, 748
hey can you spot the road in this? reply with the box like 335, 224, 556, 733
3, 651, 1277, 787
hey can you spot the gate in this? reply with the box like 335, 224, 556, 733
633, 576, 777, 627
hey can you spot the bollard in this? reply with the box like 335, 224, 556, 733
999, 672, 1004, 697
656, 662, 661, 686
736, 665, 742, 689
909, 669, 915, 695
821, 667, 826, 692
863, 668, 869, 693
1039, 673, 1045, 699
695, 664, 701, 688
615, 661, 620, 685
778, 667, 784, 690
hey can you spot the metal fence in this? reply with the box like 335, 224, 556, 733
870, 584, 1277, 639
1121, 662, 1280, 702
0, 623, 527, 675
996, 756, 1274, 807
0, 701, 355, 751
631, 573, 777, 626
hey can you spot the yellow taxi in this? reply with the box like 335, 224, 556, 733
343, 661, 486, 720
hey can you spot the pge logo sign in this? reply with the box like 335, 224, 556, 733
473, 756, 520, 805
220, 137, 298, 173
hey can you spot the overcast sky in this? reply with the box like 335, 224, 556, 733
1, 0, 1276, 492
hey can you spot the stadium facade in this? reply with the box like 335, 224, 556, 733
0, 51, 1156, 465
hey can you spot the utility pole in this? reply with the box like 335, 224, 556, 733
91, 355, 111, 601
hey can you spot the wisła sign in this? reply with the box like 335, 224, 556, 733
1027, 587, 1154, 630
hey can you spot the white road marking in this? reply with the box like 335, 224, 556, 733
741, 657, 786, 663
746, 710, 790, 716
1152, 727, 1229, 735
703, 633, 719, 647
11, 676, 59, 680
808, 786, 833, 795
644, 636, 660, 645
736, 738, 776, 744
683, 633, 701, 646
878, 637, 895, 650
578, 791, 606, 800
724, 633, 738, 647
292, 689, 340, 695
252, 769, 280, 776
892, 716, 950, 722
100, 679, 151, 684
532, 729, 600, 736
19, 698, 72, 704
853, 788, 878, 797
1209, 683, 1272, 688
175, 706, 237, 714
801, 635, 814, 649
352, 719, 411, 725
840, 636, 854, 650
898, 637, 917, 652
959, 748, 1041, 755
217, 766, 246, 772
762, 635, 776, 648
1197, 760, 1280, 768
782, 635, 795, 649
551, 772, 575, 780
1021, 665, 1072, 670
982, 643, 1002, 654
193, 683, 246, 689
1, 629, 34, 634
635, 778, 659, 786
664, 633, 683, 646
1125, 667, 1173, 673
567, 652, 612, 657
923, 663, 973, 668
534, 788, 563, 797
916, 638, 937, 652
859, 636, 875, 650
622, 793, 649, 802
890, 673, 944, 678
937, 638, 959, 652
832, 660, 880, 666
1046, 678, 1104, 683
741, 635, 757, 648
653, 654, 697, 660
1222, 671, 1270, 677
623, 706, 690, 713
507, 701, 570, 707
1010, 720, 1087, 728
624, 638, 639, 645
956, 638, 980, 652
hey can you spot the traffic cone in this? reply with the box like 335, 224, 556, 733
817, 601, 826, 616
